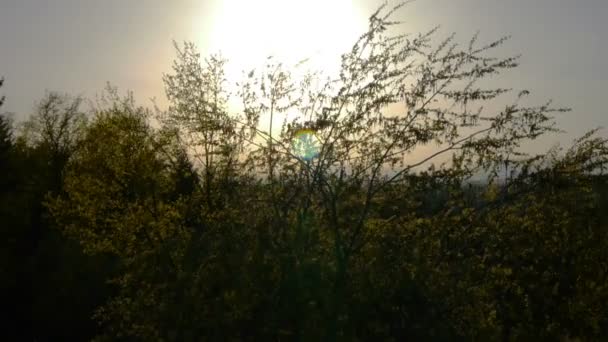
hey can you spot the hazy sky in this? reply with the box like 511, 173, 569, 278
1, 0, 606, 149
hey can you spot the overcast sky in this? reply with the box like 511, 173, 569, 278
1, 0, 606, 149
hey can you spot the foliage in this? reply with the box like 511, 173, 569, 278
3, 3, 608, 341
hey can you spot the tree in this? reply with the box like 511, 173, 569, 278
403, 131, 608, 340
19, 91, 87, 193
1, 86, 112, 341
0, 77, 12, 180
227, 3, 564, 339
0, 77, 5, 108
163, 44, 245, 211
44, 3, 608, 341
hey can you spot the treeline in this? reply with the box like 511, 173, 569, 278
2, 4, 608, 341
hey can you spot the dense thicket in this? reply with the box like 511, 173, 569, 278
2, 4, 608, 341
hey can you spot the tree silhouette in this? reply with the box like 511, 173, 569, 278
4, 3, 606, 341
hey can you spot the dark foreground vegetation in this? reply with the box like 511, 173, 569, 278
2, 4, 607, 341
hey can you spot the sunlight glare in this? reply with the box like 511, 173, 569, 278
207, 0, 366, 84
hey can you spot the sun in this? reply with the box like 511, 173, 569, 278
191, 0, 367, 139
206, 0, 367, 83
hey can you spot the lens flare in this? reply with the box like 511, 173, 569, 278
291, 129, 320, 161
